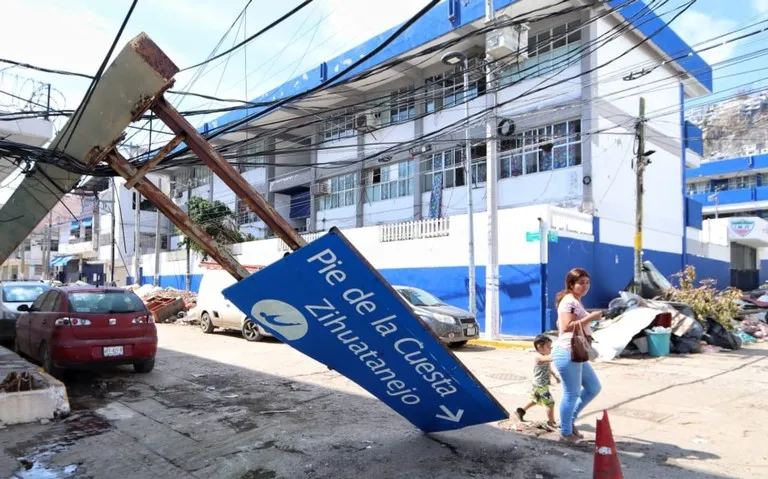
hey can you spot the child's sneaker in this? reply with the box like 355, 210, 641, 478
515, 408, 526, 421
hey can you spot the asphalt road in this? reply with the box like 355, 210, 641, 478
1, 324, 765, 478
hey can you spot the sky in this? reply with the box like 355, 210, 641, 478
2, 0, 768, 202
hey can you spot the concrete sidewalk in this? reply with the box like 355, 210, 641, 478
0, 345, 69, 425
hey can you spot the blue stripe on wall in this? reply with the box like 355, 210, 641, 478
140, 274, 203, 293
378, 264, 543, 337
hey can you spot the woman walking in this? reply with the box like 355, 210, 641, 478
552, 268, 603, 443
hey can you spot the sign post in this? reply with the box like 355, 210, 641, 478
223, 228, 508, 433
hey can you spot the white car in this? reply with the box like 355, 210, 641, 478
195, 268, 272, 342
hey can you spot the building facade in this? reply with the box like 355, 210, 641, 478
72, 0, 730, 335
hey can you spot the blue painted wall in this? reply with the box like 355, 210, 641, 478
761, 261, 768, 286
687, 255, 731, 290
140, 274, 203, 293
379, 264, 543, 337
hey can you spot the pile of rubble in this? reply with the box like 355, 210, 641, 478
129, 285, 198, 324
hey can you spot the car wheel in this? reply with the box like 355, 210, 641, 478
449, 340, 469, 349
40, 342, 63, 378
242, 319, 264, 342
200, 312, 214, 334
134, 358, 155, 374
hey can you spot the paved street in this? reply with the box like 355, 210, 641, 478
1, 324, 767, 478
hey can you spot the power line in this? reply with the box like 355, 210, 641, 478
179, 0, 316, 72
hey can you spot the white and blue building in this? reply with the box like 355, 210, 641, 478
686, 152, 768, 291
111, 0, 730, 336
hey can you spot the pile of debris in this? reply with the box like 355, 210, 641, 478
129, 284, 198, 324
590, 291, 762, 360
0, 372, 37, 393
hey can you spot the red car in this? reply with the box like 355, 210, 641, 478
15, 287, 157, 376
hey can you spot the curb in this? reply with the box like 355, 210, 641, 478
467, 339, 534, 350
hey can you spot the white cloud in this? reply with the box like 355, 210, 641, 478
754, 0, 768, 13
673, 11, 739, 65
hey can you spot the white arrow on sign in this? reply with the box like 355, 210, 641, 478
436, 405, 464, 423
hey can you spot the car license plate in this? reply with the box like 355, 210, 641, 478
103, 346, 124, 357
466, 326, 476, 336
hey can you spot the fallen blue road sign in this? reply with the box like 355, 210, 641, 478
223, 228, 508, 433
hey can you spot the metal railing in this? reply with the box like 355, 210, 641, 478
379, 217, 450, 243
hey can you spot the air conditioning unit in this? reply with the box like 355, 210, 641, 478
355, 111, 380, 133
486, 23, 530, 61
312, 182, 331, 196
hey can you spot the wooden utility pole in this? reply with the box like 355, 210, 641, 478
186, 183, 192, 291
633, 97, 647, 294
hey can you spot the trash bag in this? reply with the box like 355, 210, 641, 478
670, 335, 702, 354
702, 317, 742, 350
682, 318, 704, 341
735, 329, 757, 344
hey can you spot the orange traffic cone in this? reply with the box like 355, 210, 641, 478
594, 411, 623, 479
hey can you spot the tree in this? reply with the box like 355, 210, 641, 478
179, 196, 255, 258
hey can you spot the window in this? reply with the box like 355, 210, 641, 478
364, 161, 414, 202
68, 291, 146, 314
425, 57, 487, 113
381, 86, 416, 125
501, 19, 582, 85
170, 166, 210, 193
132, 193, 157, 212
50, 239, 59, 252
317, 173, 357, 210
499, 120, 581, 179
238, 140, 265, 172
728, 175, 757, 190
237, 198, 259, 225
323, 109, 355, 141
2, 284, 49, 303
686, 182, 708, 195
84, 226, 93, 242
422, 146, 486, 192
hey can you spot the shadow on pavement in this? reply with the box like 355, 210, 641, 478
1, 341, 731, 479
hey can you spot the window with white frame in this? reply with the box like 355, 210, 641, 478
323, 109, 355, 141
501, 19, 582, 86
317, 173, 357, 210
728, 175, 757, 190
364, 161, 414, 202
425, 57, 486, 113
380, 86, 416, 126
499, 120, 581, 178
238, 140, 265, 173
686, 182, 708, 195
422, 146, 487, 192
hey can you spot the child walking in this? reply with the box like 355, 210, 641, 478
516, 335, 560, 428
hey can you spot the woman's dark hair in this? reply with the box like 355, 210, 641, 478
555, 268, 590, 307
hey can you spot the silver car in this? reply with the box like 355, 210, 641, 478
0, 281, 50, 341
394, 285, 480, 348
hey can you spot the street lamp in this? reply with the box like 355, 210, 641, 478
441, 51, 477, 317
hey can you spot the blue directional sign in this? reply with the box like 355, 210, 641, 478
223, 228, 508, 433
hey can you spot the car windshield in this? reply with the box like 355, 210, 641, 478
2, 284, 49, 303
69, 292, 146, 314
397, 287, 443, 307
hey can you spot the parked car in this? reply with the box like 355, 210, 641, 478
196, 268, 271, 342
393, 285, 479, 347
0, 281, 50, 342
15, 287, 157, 376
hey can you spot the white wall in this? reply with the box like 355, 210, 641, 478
144, 204, 591, 279
317, 137, 357, 165
317, 204, 356, 230
363, 196, 414, 225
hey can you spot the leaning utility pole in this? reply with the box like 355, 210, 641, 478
633, 97, 647, 294
484, 0, 500, 340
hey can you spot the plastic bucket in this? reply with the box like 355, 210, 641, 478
646, 331, 671, 357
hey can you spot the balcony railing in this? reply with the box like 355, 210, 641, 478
58, 241, 97, 255
277, 232, 325, 251
691, 187, 756, 206
379, 218, 450, 243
